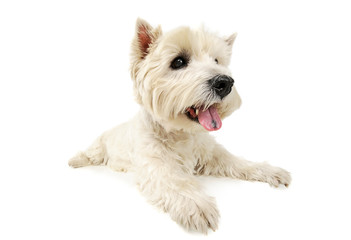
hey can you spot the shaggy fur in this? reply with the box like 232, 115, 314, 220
69, 19, 291, 234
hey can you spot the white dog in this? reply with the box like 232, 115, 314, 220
69, 19, 291, 234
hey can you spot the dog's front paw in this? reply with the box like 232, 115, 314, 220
255, 163, 291, 188
170, 195, 219, 234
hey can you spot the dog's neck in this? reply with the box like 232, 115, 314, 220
139, 107, 194, 142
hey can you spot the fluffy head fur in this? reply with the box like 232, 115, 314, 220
130, 19, 241, 132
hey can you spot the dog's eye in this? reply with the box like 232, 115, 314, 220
215, 58, 219, 64
171, 57, 187, 70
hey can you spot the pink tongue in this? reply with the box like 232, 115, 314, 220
198, 106, 222, 131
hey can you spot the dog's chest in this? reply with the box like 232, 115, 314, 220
171, 134, 212, 171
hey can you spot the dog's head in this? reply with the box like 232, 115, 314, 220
130, 19, 241, 132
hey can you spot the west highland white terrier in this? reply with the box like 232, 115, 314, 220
69, 19, 291, 234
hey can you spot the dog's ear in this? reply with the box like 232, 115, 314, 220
225, 33, 238, 48
130, 19, 162, 104
132, 18, 162, 60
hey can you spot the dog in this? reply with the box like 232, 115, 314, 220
69, 18, 291, 234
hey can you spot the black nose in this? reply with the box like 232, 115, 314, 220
209, 75, 234, 99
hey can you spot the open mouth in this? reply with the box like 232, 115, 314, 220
185, 105, 222, 131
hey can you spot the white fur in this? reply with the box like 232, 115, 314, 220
69, 19, 291, 234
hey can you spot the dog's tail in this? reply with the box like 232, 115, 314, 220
68, 136, 106, 168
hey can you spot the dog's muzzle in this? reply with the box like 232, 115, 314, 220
209, 75, 234, 99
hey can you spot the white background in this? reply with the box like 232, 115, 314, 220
1, 0, 350, 239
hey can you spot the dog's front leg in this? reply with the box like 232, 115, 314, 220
196, 143, 291, 187
135, 156, 219, 234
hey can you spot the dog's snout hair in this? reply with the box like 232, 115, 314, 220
209, 75, 234, 99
